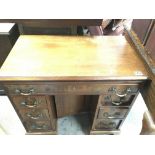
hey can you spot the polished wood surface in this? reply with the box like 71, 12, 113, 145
55, 95, 90, 117
0, 35, 148, 81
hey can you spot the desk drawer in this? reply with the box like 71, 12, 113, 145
94, 119, 121, 130
11, 96, 48, 109
97, 107, 128, 119
19, 109, 50, 121
4, 83, 139, 95
25, 120, 53, 132
99, 94, 136, 106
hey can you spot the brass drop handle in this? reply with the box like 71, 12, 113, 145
15, 88, 34, 95
31, 124, 48, 130
20, 98, 38, 108
98, 121, 116, 129
27, 112, 42, 120
103, 112, 118, 119
107, 116, 116, 119
108, 122, 117, 128
111, 87, 131, 97
112, 101, 123, 106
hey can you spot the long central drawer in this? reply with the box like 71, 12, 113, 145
3, 82, 140, 95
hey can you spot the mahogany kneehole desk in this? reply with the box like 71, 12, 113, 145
0, 35, 148, 135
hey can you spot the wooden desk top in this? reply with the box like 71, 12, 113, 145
0, 35, 148, 81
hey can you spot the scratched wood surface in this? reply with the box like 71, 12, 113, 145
0, 35, 148, 81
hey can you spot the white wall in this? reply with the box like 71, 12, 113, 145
0, 96, 26, 134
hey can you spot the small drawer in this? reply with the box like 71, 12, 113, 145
11, 96, 48, 109
97, 107, 128, 119
25, 120, 53, 132
99, 94, 136, 106
19, 109, 50, 121
94, 119, 121, 130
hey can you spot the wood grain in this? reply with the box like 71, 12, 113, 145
0, 35, 148, 81
55, 95, 90, 117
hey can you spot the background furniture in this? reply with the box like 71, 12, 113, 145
131, 20, 155, 128
0, 23, 19, 95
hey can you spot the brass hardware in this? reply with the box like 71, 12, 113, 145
103, 112, 120, 119
103, 112, 109, 117
103, 112, 115, 118
26, 111, 42, 120
20, 98, 39, 108
109, 87, 131, 105
15, 88, 34, 95
31, 124, 48, 130
107, 116, 115, 119
111, 101, 123, 106
96, 121, 117, 129
109, 122, 117, 128
111, 87, 131, 97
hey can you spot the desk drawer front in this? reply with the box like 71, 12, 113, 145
19, 109, 50, 121
99, 94, 136, 106
94, 119, 121, 130
25, 120, 53, 132
11, 96, 48, 109
97, 107, 128, 119
4, 83, 139, 95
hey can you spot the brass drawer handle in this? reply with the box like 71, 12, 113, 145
111, 87, 131, 97
20, 98, 39, 108
27, 112, 42, 120
97, 121, 117, 129
15, 88, 34, 95
108, 122, 117, 129
103, 112, 116, 119
112, 101, 122, 106
31, 124, 48, 130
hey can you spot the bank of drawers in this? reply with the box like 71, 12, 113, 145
92, 85, 139, 132
11, 95, 55, 133
4, 82, 140, 134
